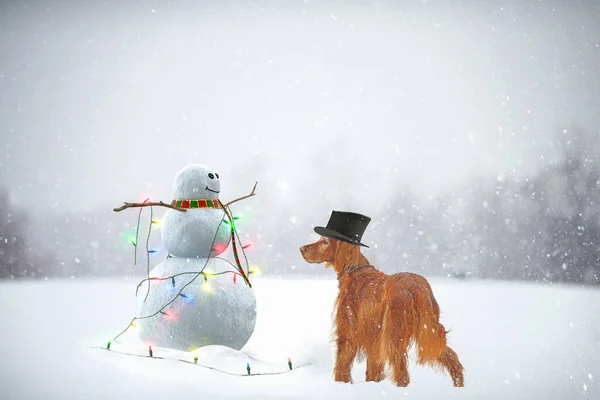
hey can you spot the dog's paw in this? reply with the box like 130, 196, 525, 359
334, 375, 353, 384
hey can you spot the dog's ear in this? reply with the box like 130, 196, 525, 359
324, 239, 337, 269
333, 240, 361, 274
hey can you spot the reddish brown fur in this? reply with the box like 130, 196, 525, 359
300, 237, 464, 387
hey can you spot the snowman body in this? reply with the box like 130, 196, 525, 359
161, 208, 231, 258
136, 164, 257, 351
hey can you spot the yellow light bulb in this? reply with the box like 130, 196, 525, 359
202, 282, 213, 293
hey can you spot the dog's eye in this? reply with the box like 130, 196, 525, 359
208, 173, 214, 179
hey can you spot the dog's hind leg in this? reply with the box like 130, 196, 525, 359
438, 345, 465, 387
388, 346, 410, 387
364, 308, 386, 382
365, 341, 385, 382
383, 295, 414, 387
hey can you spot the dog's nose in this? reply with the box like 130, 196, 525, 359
300, 246, 306, 254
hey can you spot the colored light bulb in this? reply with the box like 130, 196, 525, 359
288, 357, 292, 370
148, 346, 153, 357
171, 276, 175, 287
212, 244, 226, 253
107, 340, 111, 350
249, 266, 261, 276
246, 362, 251, 375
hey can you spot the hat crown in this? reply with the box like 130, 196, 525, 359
314, 210, 371, 247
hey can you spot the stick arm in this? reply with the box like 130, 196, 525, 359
113, 201, 187, 212
223, 182, 258, 208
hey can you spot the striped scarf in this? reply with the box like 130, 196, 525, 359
170, 199, 221, 209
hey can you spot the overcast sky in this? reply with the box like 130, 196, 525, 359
1, 0, 599, 218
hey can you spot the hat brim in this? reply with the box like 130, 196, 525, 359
313, 226, 369, 248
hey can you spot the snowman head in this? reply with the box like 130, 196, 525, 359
172, 164, 221, 200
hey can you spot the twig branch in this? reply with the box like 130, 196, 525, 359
223, 182, 258, 207
113, 201, 186, 212
114, 182, 258, 212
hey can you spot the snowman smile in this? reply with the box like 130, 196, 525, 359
206, 186, 220, 193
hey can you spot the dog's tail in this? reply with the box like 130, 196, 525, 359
413, 288, 447, 366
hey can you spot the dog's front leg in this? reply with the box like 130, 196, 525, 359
334, 335, 357, 383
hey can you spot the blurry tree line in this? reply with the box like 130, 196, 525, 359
0, 187, 55, 278
370, 126, 600, 285
0, 190, 164, 279
1, 126, 599, 285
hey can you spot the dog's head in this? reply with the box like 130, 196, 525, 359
300, 237, 361, 274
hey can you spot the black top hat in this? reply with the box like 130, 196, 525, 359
314, 210, 371, 248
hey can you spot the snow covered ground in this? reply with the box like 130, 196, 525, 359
0, 275, 598, 399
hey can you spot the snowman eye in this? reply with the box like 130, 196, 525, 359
215, 173, 219, 179
208, 173, 214, 179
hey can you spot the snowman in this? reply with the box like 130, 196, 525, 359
134, 164, 257, 351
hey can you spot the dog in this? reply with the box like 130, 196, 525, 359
300, 215, 464, 387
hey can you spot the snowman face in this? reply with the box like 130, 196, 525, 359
172, 164, 221, 200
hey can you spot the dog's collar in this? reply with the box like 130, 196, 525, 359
338, 263, 371, 278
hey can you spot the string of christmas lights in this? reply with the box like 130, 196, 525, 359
95, 345, 308, 377
131, 204, 251, 300
227, 204, 252, 278
221, 207, 255, 283
112, 202, 257, 342
219, 200, 252, 288
133, 263, 258, 297
125, 197, 254, 287
111, 211, 226, 342
132, 201, 253, 288
143, 205, 154, 302
132, 203, 144, 265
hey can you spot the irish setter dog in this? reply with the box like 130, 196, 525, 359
300, 236, 464, 387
